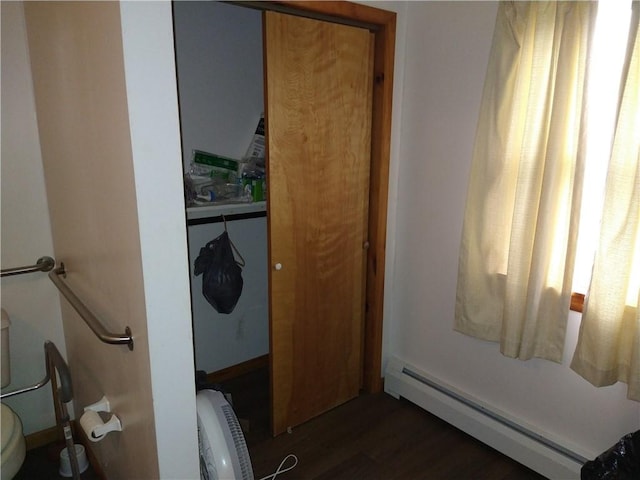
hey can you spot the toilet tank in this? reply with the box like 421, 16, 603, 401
1, 308, 10, 388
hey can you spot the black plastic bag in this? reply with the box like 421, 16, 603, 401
581, 430, 640, 480
194, 230, 244, 314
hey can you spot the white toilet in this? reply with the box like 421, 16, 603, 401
1, 308, 26, 480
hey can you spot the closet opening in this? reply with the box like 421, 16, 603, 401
172, 0, 395, 438
172, 0, 271, 439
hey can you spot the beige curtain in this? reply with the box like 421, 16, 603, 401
571, 10, 640, 401
455, 2, 597, 361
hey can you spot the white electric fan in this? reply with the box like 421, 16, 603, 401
196, 389, 254, 480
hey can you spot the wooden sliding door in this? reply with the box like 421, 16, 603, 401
265, 11, 374, 435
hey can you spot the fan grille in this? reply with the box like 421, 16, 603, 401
221, 403, 254, 480
197, 421, 217, 480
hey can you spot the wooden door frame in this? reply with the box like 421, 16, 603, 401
268, 1, 395, 394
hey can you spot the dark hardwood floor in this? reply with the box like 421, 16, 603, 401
221, 368, 548, 480
18, 367, 547, 479
15, 440, 100, 480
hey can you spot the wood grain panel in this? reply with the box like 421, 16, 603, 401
265, 11, 374, 435
24, 3, 159, 478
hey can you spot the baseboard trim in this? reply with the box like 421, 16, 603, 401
25, 421, 105, 479
205, 354, 269, 384
385, 356, 588, 479
25, 425, 61, 451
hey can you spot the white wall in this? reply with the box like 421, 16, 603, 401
188, 218, 269, 373
388, 0, 639, 461
0, 1, 67, 436
173, 1, 264, 170
174, 1, 269, 374
120, 2, 199, 478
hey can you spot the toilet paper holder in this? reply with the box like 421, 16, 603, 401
81, 396, 122, 441
84, 396, 111, 413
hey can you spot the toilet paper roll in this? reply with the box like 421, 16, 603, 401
80, 410, 106, 442
80, 410, 111, 442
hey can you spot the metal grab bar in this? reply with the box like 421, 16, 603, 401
49, 263, 134, 351
1, 256, 55, 277
0, 361, 50, 399
1, 341, 72, 401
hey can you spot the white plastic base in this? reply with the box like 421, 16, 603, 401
59, 444, 89, 478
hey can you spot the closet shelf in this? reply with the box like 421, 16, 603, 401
186, 201, 266, 221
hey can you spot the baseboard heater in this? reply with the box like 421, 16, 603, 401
384, 356, 589, 479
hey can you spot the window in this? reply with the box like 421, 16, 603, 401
571, 0, 634, 311
455, 1, 639, 400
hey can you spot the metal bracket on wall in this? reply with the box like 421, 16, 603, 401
0, 255, 55, 277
